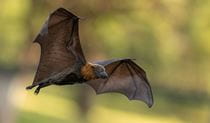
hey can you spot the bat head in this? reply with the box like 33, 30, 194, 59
81, 63, 108, 80
92, 64, 108, 79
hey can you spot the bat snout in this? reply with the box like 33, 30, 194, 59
98, 71, 108, 79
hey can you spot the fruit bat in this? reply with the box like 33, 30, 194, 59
26, 8, 154, 107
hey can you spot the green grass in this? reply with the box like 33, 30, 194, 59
17, 111, 70, 123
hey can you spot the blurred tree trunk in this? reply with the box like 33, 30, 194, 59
77, 86, 93, 123
0, 70, 16, 123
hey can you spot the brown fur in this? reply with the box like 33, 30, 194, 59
81, 63, 97, 80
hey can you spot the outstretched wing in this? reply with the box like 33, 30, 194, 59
32, 8, 86, 84
86, 59, 153, 107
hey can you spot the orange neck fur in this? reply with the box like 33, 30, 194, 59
81, 63, 96, 80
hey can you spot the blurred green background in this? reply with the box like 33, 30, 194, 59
0, 0, 209, 123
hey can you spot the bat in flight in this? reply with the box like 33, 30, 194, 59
26, 8, 154, 107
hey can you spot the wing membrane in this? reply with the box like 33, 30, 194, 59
33, 8, 86, 84
87, 59, 153, 107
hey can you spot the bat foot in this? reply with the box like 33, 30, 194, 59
34, 87, 41, 95
26, 85, 36, 90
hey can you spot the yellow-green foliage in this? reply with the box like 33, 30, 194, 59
0, 0, 209, 123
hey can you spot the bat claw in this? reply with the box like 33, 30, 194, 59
34, 87, 40, 95
26, 85, 36, 90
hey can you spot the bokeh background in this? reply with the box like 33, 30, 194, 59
0, 0, 209, 123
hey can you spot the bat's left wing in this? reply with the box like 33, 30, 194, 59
32, 8, 86, 84
86, 58, 154, 107
26, 8, 86, 93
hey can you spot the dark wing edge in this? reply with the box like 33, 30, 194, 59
68, 17, 86, 64
86, 59, 154, 108
33, 8, 79, 44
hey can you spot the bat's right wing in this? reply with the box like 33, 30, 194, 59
87, 59, 153, 107
32, 8, 86, 85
